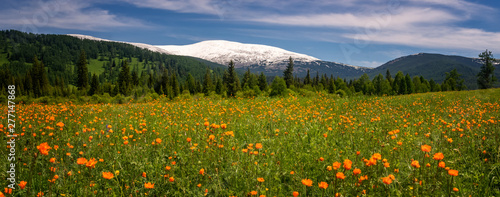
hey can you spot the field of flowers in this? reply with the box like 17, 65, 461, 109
1, 89, 500, 196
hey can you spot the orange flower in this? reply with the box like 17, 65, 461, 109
37, 191, 44, 197
19, 181, 27, 189
255, 143, 263, 149
318, 181, 328, 189
199, 168, 205, 175
372, 153, 382, 160
204, 122, 209, 127
411, 160, 420, 168
56, 122, 64, 128
221, 124, 227, 129
439, 161, 446, 168
77, 158, 88, 165
319, 157, 324, 161
336, 172, 346, 180
326, 166, 332, 171
209, 135, 215, 140
169, 177, 175, 182
86, 158, 97, 169
293, 191, 299, 197
421, 145, 431, 152
453, 187, 459, 192
187, 137, 192, 142
165, 166, 171, 171
301, 179, 313, 187
142, 172, 147, 178
37, 142, 51, 156
382, 177, 392, 185
49, 158, 56, 163
155, 138, 162, 144
343, 159, 352, 170
102, 172, 114, 179
144, 182, 154, 189
250, 191, 258, 195
433, 152, 444, 161
257, 177, 265, 183
448, 170, 458, 176
332, 162, 341, 170
353, 168, 361, 176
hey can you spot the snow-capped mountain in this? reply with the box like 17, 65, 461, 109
157, 40, 319, 67
67, 34, 370, 77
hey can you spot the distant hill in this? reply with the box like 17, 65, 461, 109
367, 53, 500, 89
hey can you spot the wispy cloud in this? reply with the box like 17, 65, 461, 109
0, 0, 146, 32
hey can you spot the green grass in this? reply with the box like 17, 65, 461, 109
1, 89, 499, 196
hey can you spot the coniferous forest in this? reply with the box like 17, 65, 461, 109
0, 30, 496, 103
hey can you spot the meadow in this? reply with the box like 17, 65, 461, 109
1, 89, 499, 197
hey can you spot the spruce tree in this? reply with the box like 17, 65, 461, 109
203, 68, 213, 95
258, 72, 268, 91
283, 57, 294, 88
76, 50, 89, 90
118, 60, 131, 95
223, 60, 240, 97
89, 74, 99, 95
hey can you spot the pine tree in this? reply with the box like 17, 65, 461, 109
283, 57, 294, 88
186, 73, 196, 94
76, 50, 89, 90
405, 74, 414, 94
477, 50, 497, 89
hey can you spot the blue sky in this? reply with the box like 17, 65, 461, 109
1, 0, 499, 67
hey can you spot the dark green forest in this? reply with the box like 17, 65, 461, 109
0, 30, 496, 103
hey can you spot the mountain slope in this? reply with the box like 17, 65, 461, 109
367, 53, 500, 89
157, 40, 370, 77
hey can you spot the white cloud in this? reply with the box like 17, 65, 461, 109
0, 0, 146, 32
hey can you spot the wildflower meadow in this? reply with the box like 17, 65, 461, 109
1, 89, 500, 196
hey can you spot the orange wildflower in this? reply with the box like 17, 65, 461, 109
382, 177, 392, 185
448, 170, 458, 176
169, 177, 175, 182
56, 122, 64, 128
49, 158, 56, 163
144, 182, 154, 189
318, 181, 328, 189
293, 191, 299, 197
77, 158, 88, 165
102, 172, 114, 179
199, 168, 205, 175
257, 177, 265, 183
250, 191, 258, 195
332, 162, 341, 170
36, 142, 51, 156
453, 188, 459, 192
353, 168, 361, 176
336, 172, 346, 179
142, 172, 147, 178
301, 179, 313, 187
19, 181, 27, 189
255, 143, 262, 149
421, 145, 431, 152
433, 152, 444, 161
439, 161, 446, 168
411, 160, 420, 168
343, 159, 352, 170
187, 137, 192, 142
86, 158, 97, 169
155, 138, 162, 144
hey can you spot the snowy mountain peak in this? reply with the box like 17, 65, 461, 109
156, 40, 320, 67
